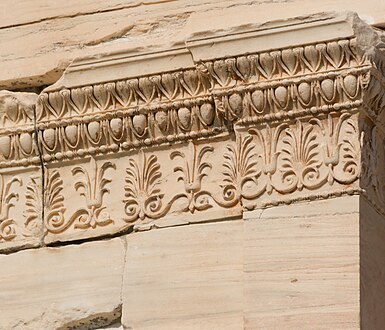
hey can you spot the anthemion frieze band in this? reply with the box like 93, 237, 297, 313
0, 12, 384, 252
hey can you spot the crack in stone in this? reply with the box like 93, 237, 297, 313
45, 226, 134, 249
0, 0, 178, 30
135, 215, 242, 232
119, 236, 128, 329
32, 94, 46, 249
83, 25, 135, 47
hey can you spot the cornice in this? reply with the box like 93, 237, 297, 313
31, 37, 368, 165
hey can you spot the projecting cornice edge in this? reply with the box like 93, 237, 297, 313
45, 12, 356, 91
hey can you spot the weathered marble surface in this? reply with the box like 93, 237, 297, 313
122, 221, 244, 329
1, 0, 384, 89
360, 198, 385, 329
0, 237, 125, 330
0, 196, 364, 329
0, 91, 42, 252
1, 5, 385, 329
23, 12, 372, 247
244, 197, 360, 329
121, 197, 359, 329
1, 11, 384, 251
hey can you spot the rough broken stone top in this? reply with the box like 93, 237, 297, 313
1, 0, 385, 90
0, 12, 385, 252
47, 11, 358, 90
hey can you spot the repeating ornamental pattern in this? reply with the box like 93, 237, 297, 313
42, 111, 361, 238
2, 23, 385, 248
31, 38, 369, 165
44, 157, 116, 234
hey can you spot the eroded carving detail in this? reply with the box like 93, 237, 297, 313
360, 117, 385, 216
249, 123, 287, 195
124, 142, 214, 225
240, 113, 360, 207
6, 31, 385, 245
23, 176, 42, 238
0, 17, 385, 251
31, 37, 370, 166
217, 135, 261, 209
115, 111, 362, 227
314, 114, 360, 185
171, 142, 213, 213
45, 158, 115, 234
278, 120, 323, 192
124, 150, 166, 222
0, 175, 21, 241
72, 157, 115, 229
44, 169, 66, 234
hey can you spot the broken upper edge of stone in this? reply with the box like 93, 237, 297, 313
0, 11, 381, 128
42, 11, 381, 93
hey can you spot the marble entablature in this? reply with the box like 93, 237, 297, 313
0, 12, 384, 251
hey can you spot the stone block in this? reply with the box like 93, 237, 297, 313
186, 14, 354, 62
0, 237, 125, 330
360, 197, 385, 329
2, 1, 385, 90
41, 133, 242, 244
0, 166, 42, 253
243, 196, 360, 329
0, 91, 43, 253
122, 221, 243, 329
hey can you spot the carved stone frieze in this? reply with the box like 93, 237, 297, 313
32, 37, 370, 165
43, 136, 244, 243
0, 166, 43, 251
42, 109, 362, 243
1, 12, 385, 249
359, 115, 385, 217
44, 157, 118, 243
0, 92, 40, 168
0, 91, 43, 252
